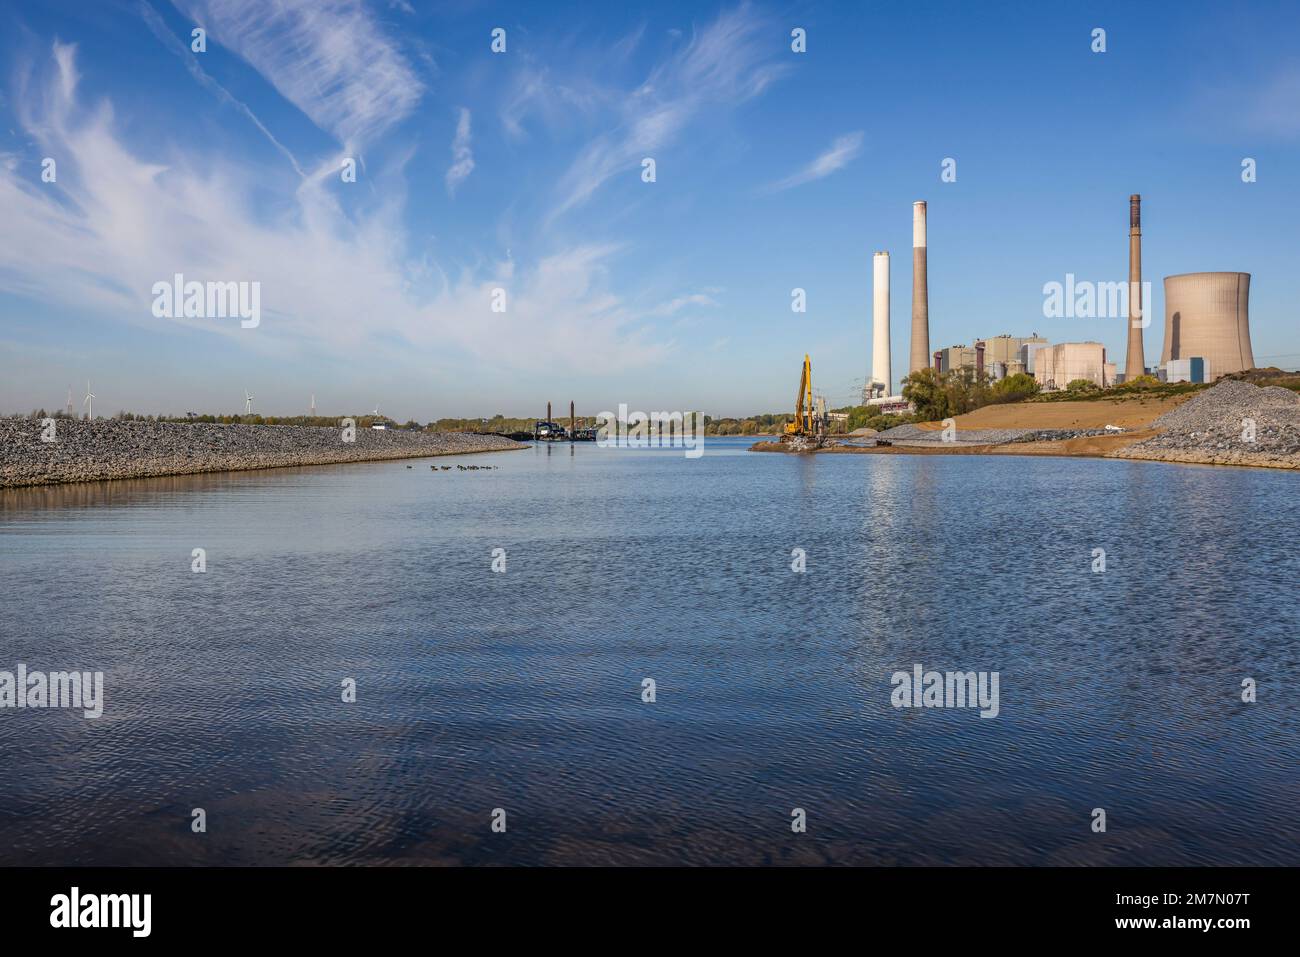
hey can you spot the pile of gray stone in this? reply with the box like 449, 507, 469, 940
1007, 428, 1124, 443
1117, 379, 1300, 468
0, 418, 524, 488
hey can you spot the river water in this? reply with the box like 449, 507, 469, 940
1, 438, 1296, 865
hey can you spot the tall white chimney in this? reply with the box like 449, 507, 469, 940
872, 251, 891, 396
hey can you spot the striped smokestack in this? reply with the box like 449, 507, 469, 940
871, 251, 891, 396
909, 201, 930, 374
1125, 194, 1145, 379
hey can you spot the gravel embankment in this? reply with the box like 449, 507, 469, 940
0, 419, 525, 488
1113, 379, 1300, 469
850, 423, 1121, 447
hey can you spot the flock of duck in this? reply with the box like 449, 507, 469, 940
404, 463, 499, 471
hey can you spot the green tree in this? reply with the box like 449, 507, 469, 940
902, 368, 950, 421
990, 372, 1040, 403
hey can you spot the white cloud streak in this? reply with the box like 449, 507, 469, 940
652, 293, 719, 316
548, 3, 788, 221
168, 0, 424, 149
445, 107, 474, 195
0, 44, 671, 374
765, 131, 864, 192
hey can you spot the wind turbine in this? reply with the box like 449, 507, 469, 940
310, 393, 316, 417
82, 380, 95, 420
244, 390, 254, 415
65, 386, 73, 417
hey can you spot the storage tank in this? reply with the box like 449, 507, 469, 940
1161, 272, 1253, 380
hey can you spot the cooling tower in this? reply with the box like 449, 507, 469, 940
1161, 272, 1253, 380
909, 201, 929, 374
1124, 194, 1145, 380
871, 251, 891, 394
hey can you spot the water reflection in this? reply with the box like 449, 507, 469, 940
1, 439, 1296, 865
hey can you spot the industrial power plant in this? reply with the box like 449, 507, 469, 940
857, 192, 1255, 401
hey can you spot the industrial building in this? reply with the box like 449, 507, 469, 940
1165, 357, 1207, 384
1033, 342, 1116, 391
936, 344, 977, 375
931, 334, 1047, 380
1160, 272, 1254, 381
979, 333, 1047, 368
1021, 340, 1050, 375
979, 333, 1047, 380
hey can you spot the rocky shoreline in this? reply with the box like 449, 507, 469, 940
751, 380, 1300, 470
0, 418, 525, 488
1109, 379, 1300, 469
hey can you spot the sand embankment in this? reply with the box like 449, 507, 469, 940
0, 418, 525, 488
922, 395, 1188, 431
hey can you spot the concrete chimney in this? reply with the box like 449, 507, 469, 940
910, 201, 930, 374
871, 251, 891, 396
1125, 194, 1145, 379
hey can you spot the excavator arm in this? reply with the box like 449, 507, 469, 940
785, 354, 814, 435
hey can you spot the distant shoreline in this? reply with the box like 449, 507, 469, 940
750, 435, 1297, 469
750, 384, 1300, 470
0, 419, 525, 489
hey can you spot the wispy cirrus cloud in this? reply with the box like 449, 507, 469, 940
651, 292, 719, 316
0, 43, 670, 374
140, 1, 305, 177
500, 62, 615, 141
765, 131, 864, 192
445, 108, 474, 195
168, 0, 424, 149
548, 3, 789, 221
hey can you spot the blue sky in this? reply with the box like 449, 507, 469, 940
1, 0, 1297, 419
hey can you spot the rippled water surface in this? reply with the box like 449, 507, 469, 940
1, 439, 1297, 865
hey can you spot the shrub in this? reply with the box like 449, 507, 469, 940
990, 372, 1040, 403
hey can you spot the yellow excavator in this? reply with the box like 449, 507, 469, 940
784, 353, 824, 438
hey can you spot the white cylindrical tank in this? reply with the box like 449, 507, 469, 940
872, 251, 891, 395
